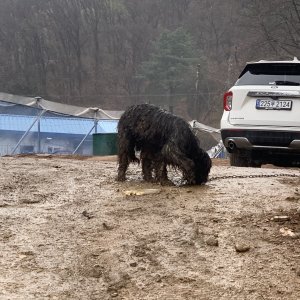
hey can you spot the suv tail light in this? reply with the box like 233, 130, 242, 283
223, 91, 233, 111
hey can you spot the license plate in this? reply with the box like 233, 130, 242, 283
256, 99, 292, 110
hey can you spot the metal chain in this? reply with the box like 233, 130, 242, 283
209, 173, 300, 182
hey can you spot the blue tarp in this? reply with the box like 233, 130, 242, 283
0, 114, 118, 135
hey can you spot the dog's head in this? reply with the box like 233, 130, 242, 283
193, 149, 212, 185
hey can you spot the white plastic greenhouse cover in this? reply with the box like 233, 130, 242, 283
0, 92, 123, 120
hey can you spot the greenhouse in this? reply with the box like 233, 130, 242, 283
0, 93, 122, 156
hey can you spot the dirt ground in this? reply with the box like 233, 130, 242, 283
0, 155, 300, 300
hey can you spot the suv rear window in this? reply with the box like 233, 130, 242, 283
235, 63, 300, 86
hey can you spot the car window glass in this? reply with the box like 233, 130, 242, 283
235, 63, 300, 85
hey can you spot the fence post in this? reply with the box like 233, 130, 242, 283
11, 109, 47, 155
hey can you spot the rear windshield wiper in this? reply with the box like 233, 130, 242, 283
273, 80, 300, 86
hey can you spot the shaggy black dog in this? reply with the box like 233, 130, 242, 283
117, 104, 212, 185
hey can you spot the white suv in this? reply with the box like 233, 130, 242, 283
220, 58, 300, 167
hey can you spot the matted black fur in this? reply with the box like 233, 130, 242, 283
117, 104, 212, 185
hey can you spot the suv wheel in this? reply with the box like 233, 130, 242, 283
229, 151, 248, 167
248, 160, 262, 168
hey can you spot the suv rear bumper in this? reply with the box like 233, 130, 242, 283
221, 129, 300, 152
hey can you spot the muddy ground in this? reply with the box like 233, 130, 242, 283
0, 155, 300, 300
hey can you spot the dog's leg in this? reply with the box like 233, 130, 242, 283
148, 152, 173, 185
141, 151, 153, 182
161, 143, 196, 185
117, 152, 129, 181
117, 137, 137, 181
157, 162, 168, 181
155, 161, 174, 185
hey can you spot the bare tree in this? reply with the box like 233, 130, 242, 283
1, 0, 299, 124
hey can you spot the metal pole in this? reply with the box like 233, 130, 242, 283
94, 113, 98, 134
194, 64, 201, 119
37, 118, 41, 153
73, 123, 96, 155
35, 96, 42, 153
11, 109, 47, 155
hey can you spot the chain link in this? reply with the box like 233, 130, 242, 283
209, 172, 300, 182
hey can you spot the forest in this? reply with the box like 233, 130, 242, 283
1, 0, 300, 126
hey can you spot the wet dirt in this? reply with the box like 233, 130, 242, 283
0, 155, 300, 300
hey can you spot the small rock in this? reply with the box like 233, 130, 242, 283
193, 206, 200, 212
235, 243, 251, 253
272, 216, 290, 222
22, 198, 41, 204
279, 227, 296, 237
285, 196, 299, 202
82, 210, 94, 219
183, 217, 193, 224
102, 222, 113, 230
291, 233, 300, 239
206, 236, 219, 247
129, 262, 137, 267
296, 269, 300, 277
20, 250, 35, 256
180, 239, 194, 246
89, 265, 103, 278
191, 225, 199, 239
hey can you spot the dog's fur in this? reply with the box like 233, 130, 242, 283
117, 104, 212, 185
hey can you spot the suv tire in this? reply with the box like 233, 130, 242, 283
229, 151, 248, 167
248, 160, 262, 168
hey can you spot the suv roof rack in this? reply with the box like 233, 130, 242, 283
247, 57, 300, 64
